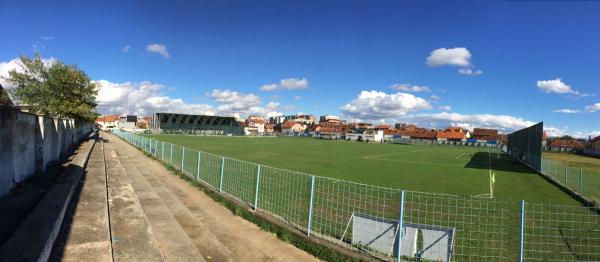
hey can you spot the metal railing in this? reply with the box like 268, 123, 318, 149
113, 130, 600, 261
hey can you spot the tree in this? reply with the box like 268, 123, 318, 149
3, 54, 98, 122
137, 121, 148, 129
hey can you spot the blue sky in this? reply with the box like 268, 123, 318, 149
1, 0, 599, 137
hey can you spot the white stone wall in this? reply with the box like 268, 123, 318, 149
0, 106, 92, 197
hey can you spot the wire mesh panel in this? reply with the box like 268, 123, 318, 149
311, 177, 400, 251
403, 192, 513, 261
198, 151, 223, 189
171, 144, 183, 169
258, 166, 312, 229
182, 147, 198, 177
542, 158, 600, 202
523, 203, 600, 261
222, 158, 259, 205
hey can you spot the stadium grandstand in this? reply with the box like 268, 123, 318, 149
151, 112, 244, 135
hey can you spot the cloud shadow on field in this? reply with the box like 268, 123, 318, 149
464, 152, 534, 174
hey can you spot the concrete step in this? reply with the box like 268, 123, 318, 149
104, 140, 206, 262
108, 133, 318, 262
123, 149, 237, 262
115, 139, 291, 261
49, 139, 111, 261
104, 139, 165, 262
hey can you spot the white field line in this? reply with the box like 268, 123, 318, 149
362, 148, 433, 159
454, 152, 467, 159
362, 157, 465, 167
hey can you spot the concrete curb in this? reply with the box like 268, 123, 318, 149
0, 132, 97, 262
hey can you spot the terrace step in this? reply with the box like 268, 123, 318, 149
108, 133, 317, 262
49, 139, 111, 261
103, 137, 166, 261
103, 138, 205, 262
120, 148, 237, 262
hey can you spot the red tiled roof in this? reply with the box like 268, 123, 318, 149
436, 131, 466, 140
282, 121, 299, 129
96, 115, 119, 122
447, 127, 464, 132
473, 128, 498, 137
374, 124, 392, 130
591, 136, 600, 143
549, 140, 584, 150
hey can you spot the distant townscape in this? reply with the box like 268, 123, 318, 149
95, 112, 600, 155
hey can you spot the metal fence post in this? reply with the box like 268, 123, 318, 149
307, 175, 315, 237
565, 163, 568, 187
396, 190, 405, 262
162, 142, 165, 160
170, 144, 173, 164
519, 200, 525, 262
219, 157, 225, 192
196, 151, 201, 181
254, 165, 261, 210
181, 147, 185, 171
579, 168, 583, 194
155, 140, 158, 155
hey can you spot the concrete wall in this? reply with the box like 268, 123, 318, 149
0, 106, 92, 197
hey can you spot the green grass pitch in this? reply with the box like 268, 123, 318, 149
146, 135, 580, 204
135, 134, 600, 260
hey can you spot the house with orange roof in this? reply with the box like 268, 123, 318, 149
436, 127, 469, 142
95, 115, 119, 130
244, 116, 266, 135
374, 124, 392, 131
549, 139, 584, 153
281, 121, 306, 135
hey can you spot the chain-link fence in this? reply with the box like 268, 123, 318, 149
113, 131, 600, 261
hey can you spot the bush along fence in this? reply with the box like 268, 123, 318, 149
540, 158, 600, 205
113, 130, 600, 262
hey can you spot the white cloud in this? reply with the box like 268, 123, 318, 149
94, 80, 214, 116
458, 68, 483, 76
260, 84, 278, 91
340, 90, 432, 121
389, 83, 431, 93
145, 43, 170, 58
553, 109, 581, 114
0, 57, 56, 88
426, 47, 472, 67
121, 45, 131, 52
260, 77, 308, 91
95, 80, 287, 118
544, 126, 568, 137
293, 95, 302, 100
437, 105, 452, 111
40, 36, 54, 41
400, 112, 537, 133
537, 78, 574, 94
586, 102, 600, 112
32, 43, 46, 52
536, 78, 592, 97
430, 95, 440, 101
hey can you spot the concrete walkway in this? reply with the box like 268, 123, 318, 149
51, 133, 318, 262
